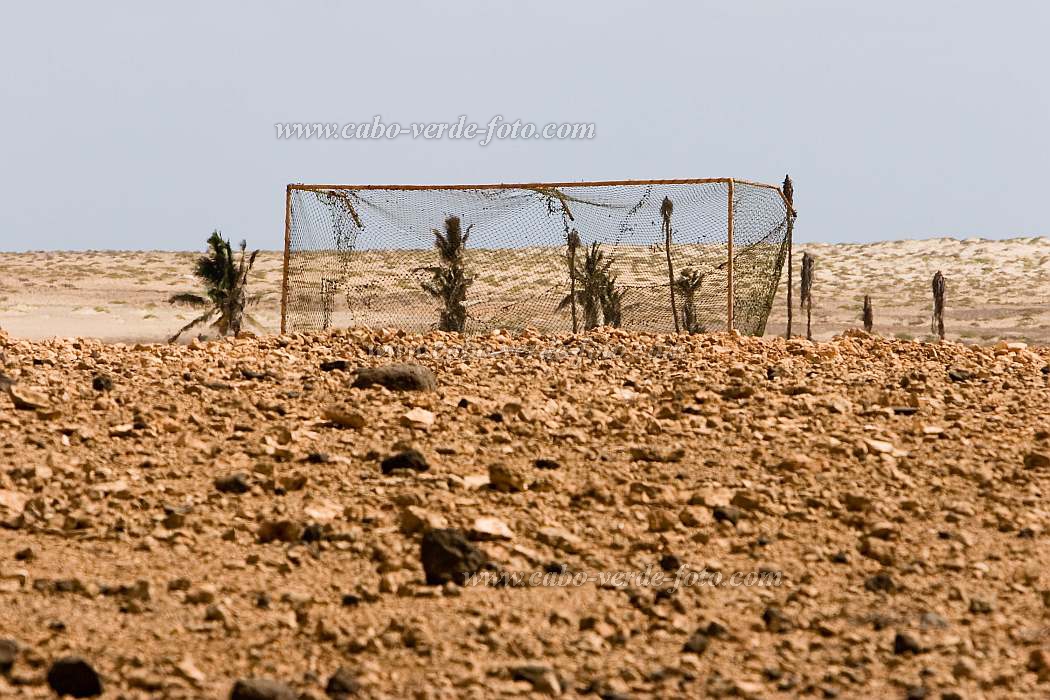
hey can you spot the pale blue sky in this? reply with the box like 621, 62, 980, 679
1, 1, 1047, 251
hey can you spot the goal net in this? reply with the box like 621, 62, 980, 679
281, 178, 792, 336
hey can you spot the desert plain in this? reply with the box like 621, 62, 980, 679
0, 238, 1048, 699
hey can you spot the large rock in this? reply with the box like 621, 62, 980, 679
352, 364, 436, 391
230, 678, 296, 700
420, 529, 488, 585
46, 656, 103, 698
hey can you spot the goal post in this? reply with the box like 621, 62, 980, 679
280, 178, 792, 336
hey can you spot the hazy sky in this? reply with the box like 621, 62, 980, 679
1, 1, 1048, 251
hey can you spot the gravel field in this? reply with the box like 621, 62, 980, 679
1, 327, 1049, 698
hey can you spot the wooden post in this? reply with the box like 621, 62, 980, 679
280, 185, 292, 334
726, 179, 735, 332
786, 220, 793, 338
783, 174, 794, 339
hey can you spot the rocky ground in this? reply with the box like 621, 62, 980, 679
1, 327, 1049, 699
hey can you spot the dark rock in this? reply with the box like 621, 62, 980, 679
325, 667, 361, 698
659, 553, 682, 572
893, 631, 923, 655
904, 686, 928, 700
91, 374, 113, 392
352, 364, 436, 391
968, 597, 994, 614
381, 449, 429, 474
682, 629, 710, 654
947, 368, 972, 382
257, 520, 303, 544
534, 458, 561, 470
0, 638, 17, 674
230, 678, 296, 700
214, 472, 251, 494
864, 571, 896, 593
712, 506, 743, 525
762, 606, 794, 633
1023, 451, 1050, 470
420, 529, 488, 586
319, 360, 349, 372
306, 452, 331, 464
47, 656, 103, 698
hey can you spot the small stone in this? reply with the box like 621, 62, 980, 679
91, 375, 113, 392
47, 656, 103, 698
844, 494, 873, 512
381, 449, 429, 474
510, 664, 562, 696
489, 463, 528, 493
323, 405, 366, 429
469, 517, 514, 541
859, 537, 895, 566
353, 364, 436, 391
893, 631, 923, 655
952, 657, 977, 679
536, 526, 582, 553
319, 359, 349, 372
762, 607, 794, 633
713, 506, 743, 526
257, 520, 303, 544
968, 597, 994, 614
865, 571, 896, 593
1027, 648, 1050, 681
420, 529, 488, 586
534, 458, 561, 470
325, 667, 362, 698
629, 446, 685, 463
214, 473, 251, 494
1024, 452, 1050, 470
401, 407, 435, 429
230, 678, 296, 700
682, 629, 710, 654
863, 438, 894, 455
0, 638, 18, 674
0, 490, 28, 527
399, 506, 448, 534
175, 656, 206, 687
7, 384, 50, 411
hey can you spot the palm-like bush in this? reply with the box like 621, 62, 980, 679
168, 231, 261, 342
421, 216, 473, 332
599, 273, 624, 328
674, 267, 706, 334
558, 241, 622, 330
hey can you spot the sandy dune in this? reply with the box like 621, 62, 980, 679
0, 237, 1047, 344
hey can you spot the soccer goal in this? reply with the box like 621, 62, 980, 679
280, 178, 793, 336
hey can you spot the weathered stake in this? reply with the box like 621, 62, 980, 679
280, 185, 292, 334
727, 179, 735, 332
932, 271, 946, 340
783, 174, 794, 339
661, 197, 680, 333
